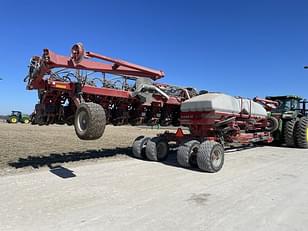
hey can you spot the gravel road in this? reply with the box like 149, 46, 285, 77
0, 123, 307, 230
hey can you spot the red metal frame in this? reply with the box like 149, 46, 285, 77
157, 108, 272, 147
27, 43, 189, 127
253, 97, 278, 111
28, 44, 164, 90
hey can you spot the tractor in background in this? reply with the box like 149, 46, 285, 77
7, 111, 30, 124
257, 95, 308, 148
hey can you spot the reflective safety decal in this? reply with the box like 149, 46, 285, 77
55, 84, 67, 89
175, 128, 184, 137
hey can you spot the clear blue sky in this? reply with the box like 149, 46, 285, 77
0, 0, 307, 114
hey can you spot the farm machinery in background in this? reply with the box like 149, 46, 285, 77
256, 95, 308, 148
7, 111, 30, 124
25, 43, 198, 140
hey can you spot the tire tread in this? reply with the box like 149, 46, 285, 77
295, 117, 308, 148
197, 141, 224, 173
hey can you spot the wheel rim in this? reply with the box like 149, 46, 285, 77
139, 137, 149, 156
267, 120, 273, 129
11, 118, 17, 123
190, 145, 199, 155
24, 119, 29, 123
77, 110, 89, 132
189, 144, 199, 165
157, 142, 168, 159
141, 139, 149, 149
211, 148, 223, 169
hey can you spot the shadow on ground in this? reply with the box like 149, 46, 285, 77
49, 165, 76, 179
159, 150, 206, 173
8, 147, 132, 169
8, 145, 202, 173
224, 144, 259, 154
8, 144, 265, 173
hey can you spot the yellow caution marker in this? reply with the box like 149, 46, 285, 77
55, 84, 67, 89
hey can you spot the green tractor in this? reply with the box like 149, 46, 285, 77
265, 95, 308, 148
7, 111, 30, 124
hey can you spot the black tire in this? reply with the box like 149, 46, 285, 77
265, 117, 279, 132
132, 136, 150, 159
8, 116, 18, 124
197, 141, 224, 173
284, 119, 297, 147
22, 118, 30, 124
295, 117, 308, 148
66, 116, 74, 126
145, 137, 169, 161
74, 102, 106, 140
177, 140, 200, 168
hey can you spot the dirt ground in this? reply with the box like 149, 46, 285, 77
0, 123, 161, 175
